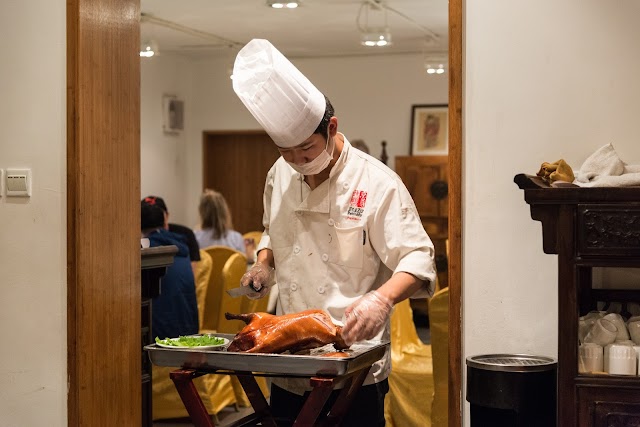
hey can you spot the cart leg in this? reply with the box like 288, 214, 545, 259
292, 377, 334, 427
170, 369, 215, 427
321, 367, 371, 427
236, 374, 277, 427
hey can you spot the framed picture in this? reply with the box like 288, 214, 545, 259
410, 104, 448, 155
162, 95, 184, 134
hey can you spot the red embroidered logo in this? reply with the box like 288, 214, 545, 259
347, 190, 367, 220
349, 190, 359, 205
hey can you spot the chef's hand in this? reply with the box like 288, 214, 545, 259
341, 290, 393, 346
240, 261, 275, 300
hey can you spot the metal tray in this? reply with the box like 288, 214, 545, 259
144, 334, 389, 377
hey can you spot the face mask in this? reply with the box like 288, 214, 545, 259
287, 132, 335, 176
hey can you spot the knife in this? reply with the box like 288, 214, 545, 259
226, 281, 261, 298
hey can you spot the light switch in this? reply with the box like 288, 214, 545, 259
6, 169, 31, 197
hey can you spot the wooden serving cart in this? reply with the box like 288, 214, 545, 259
145, 336, 388, 426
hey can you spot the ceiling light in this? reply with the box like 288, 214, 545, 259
361, 30, 392, 47
267, 1, 300, 8
424, 52, 447, 75
357, 2, 392, 48
140, 40, 158, 58
425, 63, 446, 75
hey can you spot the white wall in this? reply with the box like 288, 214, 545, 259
0, 1, 67, 425
141, 56, 194, 223
464, 0, 640, 424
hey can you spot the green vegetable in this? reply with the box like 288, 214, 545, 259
155, 335, 226, 347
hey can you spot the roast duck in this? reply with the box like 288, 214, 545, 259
225, 309, 349, 354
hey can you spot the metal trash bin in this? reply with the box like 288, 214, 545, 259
466, 354, 557, 427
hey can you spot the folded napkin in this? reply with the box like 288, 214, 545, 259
537, 159, 575, 184
574, 143, 640, 187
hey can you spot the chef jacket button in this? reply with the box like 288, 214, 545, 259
296, 211, 302, 216
291, 283, 298, 291
294, 246, 300, 254
321, 253, 329, 262
343, 182, 349, 189
328, 218, 335, 226
317, 285, 325, 294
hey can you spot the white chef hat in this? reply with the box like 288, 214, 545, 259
232, 39, 326, 148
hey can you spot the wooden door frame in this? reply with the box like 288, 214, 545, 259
448, 0, 463, 426
67, 0, 141, 424
65, 0, 463, 425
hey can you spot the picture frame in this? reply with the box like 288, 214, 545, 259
410, 104, 448, 155
162, 95, 184, 134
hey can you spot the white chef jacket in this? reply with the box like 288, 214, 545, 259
257, 135, 436, 394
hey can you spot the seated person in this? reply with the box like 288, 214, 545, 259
142, 195, 201, 267
195, 189, 254, 260
142, 203, 198, 339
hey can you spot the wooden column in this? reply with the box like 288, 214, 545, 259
448, 0, 463, 425
67, 0, 141, 424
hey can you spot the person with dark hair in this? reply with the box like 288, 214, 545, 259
142, 195, 201, 264
141, 203, 198, 340
232, 39, 436, 426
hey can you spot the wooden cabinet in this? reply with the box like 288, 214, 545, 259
396, 155, 448, 287
515, 174, 640, 427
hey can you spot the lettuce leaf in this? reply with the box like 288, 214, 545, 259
155, 335, 226, 347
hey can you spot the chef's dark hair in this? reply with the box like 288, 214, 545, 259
313, 95, 334, 139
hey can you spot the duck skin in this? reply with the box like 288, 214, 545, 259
225, 309, 349, 354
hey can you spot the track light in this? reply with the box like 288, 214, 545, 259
267, 1, 300, 8
361, 30, 392, 47
425, 63, 445, 74
357, 1, 392, 48
424, 52, 447, 75
140, 40, 158, 58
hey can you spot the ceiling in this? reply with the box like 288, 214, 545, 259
140, 0, 448, 60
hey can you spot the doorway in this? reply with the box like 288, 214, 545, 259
64, 1, 463, 427
202, 131, 281, 234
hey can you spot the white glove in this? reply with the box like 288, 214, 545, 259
240, 261, 275, 300
341, 290, 393, 346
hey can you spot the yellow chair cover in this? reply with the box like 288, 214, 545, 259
195, 250, 213, 331
201, 246, 244, 332
429, 287, 449, 427
384, 299, 434, 427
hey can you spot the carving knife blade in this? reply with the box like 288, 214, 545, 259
226, 286, 253, 298
226, 281, 260, 298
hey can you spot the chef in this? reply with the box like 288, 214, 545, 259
232, 39, 436, 426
